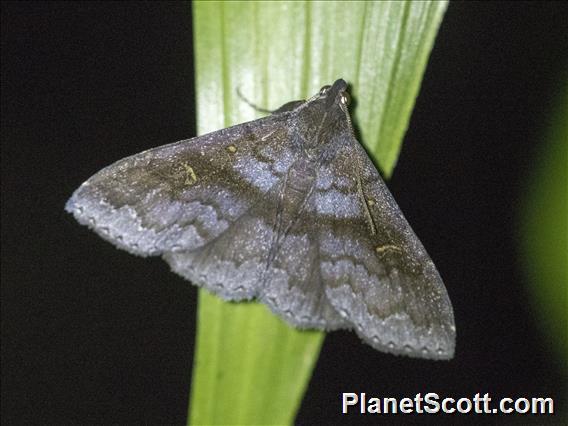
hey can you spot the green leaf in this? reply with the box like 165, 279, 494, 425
189, 1, 448, 424
520, 80, 568, 366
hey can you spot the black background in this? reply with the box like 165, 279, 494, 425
2, 2, 567, 425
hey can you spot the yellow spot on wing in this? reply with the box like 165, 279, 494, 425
181, 162, 198, 186
375, 245, 402, 255
226, 145, 237, 153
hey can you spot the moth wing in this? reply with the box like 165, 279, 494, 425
66, 114, 295, 257
317, 138, 456, 359
163, 180, 347, 330
255, 195, 349, 329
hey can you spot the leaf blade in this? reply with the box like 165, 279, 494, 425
190, 1, 448, 424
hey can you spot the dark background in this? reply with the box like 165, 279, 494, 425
2, 1, 566, 424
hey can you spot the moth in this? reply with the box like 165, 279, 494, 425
66, 79, 455, 359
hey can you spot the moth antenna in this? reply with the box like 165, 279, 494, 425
236, 86, 273, 114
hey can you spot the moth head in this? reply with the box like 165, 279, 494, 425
321, 79, 348, 104
295, 79, 353, 153
318, 81, 350, 107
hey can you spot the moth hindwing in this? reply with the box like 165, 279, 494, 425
66, 79, 456, 359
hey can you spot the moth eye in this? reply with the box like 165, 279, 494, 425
339, 92, 351, 106
319, 85, 331, 95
